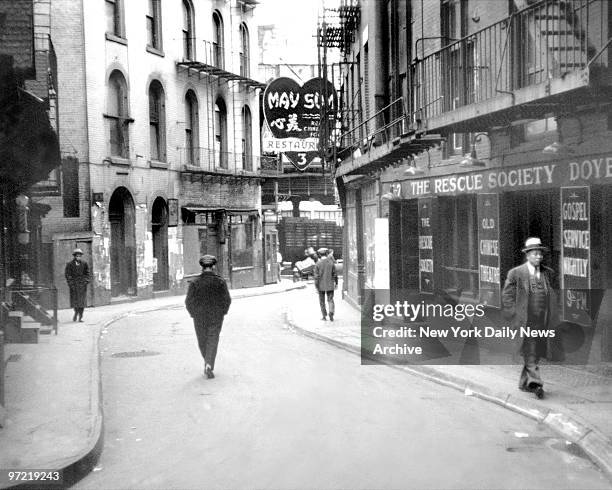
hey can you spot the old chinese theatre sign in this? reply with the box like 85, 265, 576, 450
263, 77, 336, 171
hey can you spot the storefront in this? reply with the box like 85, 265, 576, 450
181, 206, 263, 289
388, 155, 612, 360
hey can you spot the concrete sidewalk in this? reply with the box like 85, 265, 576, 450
0, 279, 305, 489
284, 282, 612, 482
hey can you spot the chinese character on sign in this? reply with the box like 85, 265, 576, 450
287, 114, 301, 132
270, 118, 286, 129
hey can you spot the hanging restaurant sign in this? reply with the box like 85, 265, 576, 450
418, 197, 434, 294
477, 193, 501, 308
560, 186, 591, 326
263, 77, 337, 172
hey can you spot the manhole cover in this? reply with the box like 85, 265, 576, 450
111, 350, 161, 358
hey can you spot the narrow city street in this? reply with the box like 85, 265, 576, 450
74, 291, 609, 490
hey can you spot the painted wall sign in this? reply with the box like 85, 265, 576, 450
263, 77, 337, 171
477, 193, 501, 308
560, 186, 591, 326
399, 156, 612, 198
418, 197, 434, 293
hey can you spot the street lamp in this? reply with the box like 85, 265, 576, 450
460, 133, 490, 168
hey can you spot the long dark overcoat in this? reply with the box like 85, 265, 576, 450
65, 259, 90, 308
185, 270, 231, 321
501, 262, 564, 361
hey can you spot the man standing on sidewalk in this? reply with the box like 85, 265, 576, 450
314, 248, 337, 321
502, 237, 563, 399
185, 255, 232, 379
65, 248, 90, 322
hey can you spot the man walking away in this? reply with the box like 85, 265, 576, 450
502, 237, 563, 399
65, 248, 90, 322
185, 255, 231, 379
314, 248, 338, 321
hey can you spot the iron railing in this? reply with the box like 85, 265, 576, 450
180, 148, 282, 175
337, 97, 408, 160
196, 40, 225, 69
412, 0, 609, 121
1, 285, 58, 334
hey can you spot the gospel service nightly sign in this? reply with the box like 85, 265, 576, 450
263, 77, 337, 171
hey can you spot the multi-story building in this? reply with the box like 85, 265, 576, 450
40, 0, 274, 308
320, 0, 612, 360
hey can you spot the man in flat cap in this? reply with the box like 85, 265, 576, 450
65, 248, 90, 322
185, 255, 231, 379
314, 247, 338, 321
502, 237, 563, 399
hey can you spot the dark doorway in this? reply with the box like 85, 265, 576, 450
152, 197, 169, 291
109, 187, 137, 296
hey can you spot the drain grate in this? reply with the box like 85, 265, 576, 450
111, 350, 161, 358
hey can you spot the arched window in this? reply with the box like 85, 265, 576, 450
214, 97, 227, 169
182, 0, 195, 60
107, 70, 130, 158
148, 80, 166, 162
239, 22, 250, 77
185, 90, 199, 166
212, 10, 224, 68
242, 105, 252, 171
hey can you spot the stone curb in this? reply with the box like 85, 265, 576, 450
284, 309, 612, 482
1, 283, 308, 488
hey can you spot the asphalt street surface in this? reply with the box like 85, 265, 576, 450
74, 291, 611, 490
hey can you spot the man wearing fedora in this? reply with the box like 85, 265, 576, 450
65, 248, 90, 322
502, 237, 563, 399
185, 255, 231, 379
314, 247, 338, 321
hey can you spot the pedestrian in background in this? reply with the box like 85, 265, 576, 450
185, 255, 232, 379
65, 248, 90, 322
276, 249, 283, 282
314, 248, 338, 321
502, 237, 563, 399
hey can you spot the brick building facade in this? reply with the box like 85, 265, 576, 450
40, 0, 269, 308
321, 0, 612, 361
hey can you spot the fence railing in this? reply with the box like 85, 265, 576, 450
180, 148, 282, 175
337, 97, 408, 160
0, 285, 58, 334
412, 0, 608, 121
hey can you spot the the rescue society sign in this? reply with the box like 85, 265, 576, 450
477, 193, 501, 308
561, 186, 591, 326
263, 77, 336, 171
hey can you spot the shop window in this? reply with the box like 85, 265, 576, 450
106, 70, 130, 158
182, 0, 195, 60
231, 222, 253, 268
439, 195, 479, 296
106, 0, 124, 38
148, 80, 166, 162
146, 0, 162, 50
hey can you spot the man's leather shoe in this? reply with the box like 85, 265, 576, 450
329, 314, 334, 321
321, 316, 327, 320
205, 365, 215, 379
534, 386, 544, 399
73, 313, 77, 322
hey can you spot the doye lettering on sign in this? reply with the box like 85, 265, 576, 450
401, 156, 612, 198
263, 77, 337, 171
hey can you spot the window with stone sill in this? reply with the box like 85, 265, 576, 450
107, 70, 131, 158
146, 0, 162, 50
106, 0, 124, 38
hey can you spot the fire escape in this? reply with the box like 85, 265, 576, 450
412, 0, 612, 135
317, 0, 443, 178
